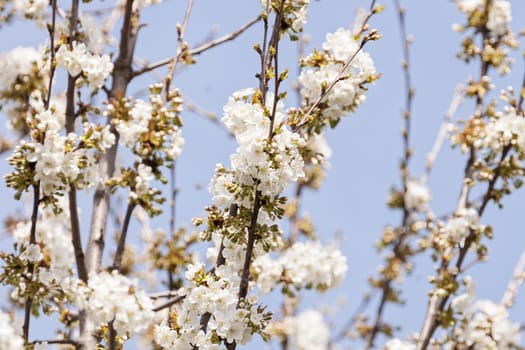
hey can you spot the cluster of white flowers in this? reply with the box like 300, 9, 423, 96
113, 95, 185, 160
475, 108, 525, 155
0, 46, 46, 89
19, 243, 43, 263
134, 163, 155, 198
79, 14, 106, 54
299, 27, 376, 123
75, 270, 154, 338
211, 89, 305, 204
446, 276, 521, 349
383, 338, 415, 350
0, 311, 24, 350
12, 0, 47, 22
457, 0, 511, 36
11, 198, 75, 294
116, 99, 152, 148
268, 310, 330, 350
55, 42, 113, 89
487, 0, 511, 36
260, 0, 310, 33
25, 114, 115, 195
133, 0, 162, 11
154, 254, 269, 349
439, 208, 482, 247
304, 132, 332, 166
291, 0, 309, 32
253, 240, 347, 293
404, 178, 431, 212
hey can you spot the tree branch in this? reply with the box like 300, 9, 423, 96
501, 248, 525, 308
365, 1, 411, 347
22, 184, 40, 343
132, 15, 261, 78
111, 202, 136, 272
291, 0, 378, 132
152, 295, 186, 312
82, 0, 140, 348
423, 85, 464, 182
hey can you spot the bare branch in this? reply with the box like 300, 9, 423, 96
365, 1, 411, 347
501, 249, 525, 308
153, 295, 186, 312
132, 15, 261, 78
111, 202, 136, 272
149, 290, 181, 299
163, 0, 194, 100
30, 339, 78, 346
423, 85, 464, 182
22, 184, 41, 343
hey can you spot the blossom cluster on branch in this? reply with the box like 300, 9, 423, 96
0, 0, 524, 349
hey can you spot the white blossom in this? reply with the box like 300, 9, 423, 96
12, 0, 47, 20
447, 277, 521, 349
253, 240, 347, 293
476, 108, 525, 155
487, 0, 511, 36
404, 178, 431, 212
0, 46, 46, 89
12, 199, 75, 289
280, 310, 330, 350
20, 243, 43, 263
384, 338, 416, 350
0, 311, 24, 350
115, 99, 152, 148
75, 270, 155, 337
299, 27, 376, 122
457, 0, 511, 36
441, 208, 481, 247
34, 342, 48, 350
215, 89, 305, 200
55, 42, 113, 89
79, 14, 106, 54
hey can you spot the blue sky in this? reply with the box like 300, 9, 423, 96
1, 0, 525, 348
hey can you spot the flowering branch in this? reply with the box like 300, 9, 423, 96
291, 0, 380, 132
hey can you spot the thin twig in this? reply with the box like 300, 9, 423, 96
516, 56, 525, 114
152, 295, 186, 312
30, 339, 78, 346
133, 15, 261, 78
500, 250, 525, 308
163, 0, 194, 101
22, 184, 40, 343
112, 202, 136, 272
149, 290, 180, 299
44, 0, 58, 109
365, 1, 410, 347
423, 85, 464, 182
